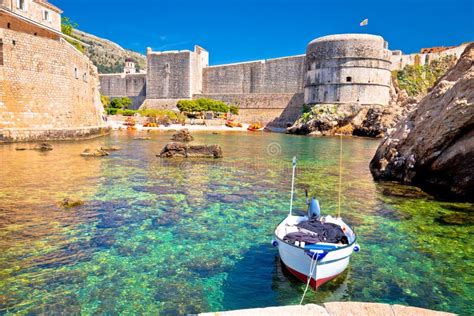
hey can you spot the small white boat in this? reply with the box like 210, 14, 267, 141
272, 157, 360, 290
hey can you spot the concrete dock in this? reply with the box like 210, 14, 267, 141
199, 302, 456, 316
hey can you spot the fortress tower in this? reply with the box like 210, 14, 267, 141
304, 34, 392, 105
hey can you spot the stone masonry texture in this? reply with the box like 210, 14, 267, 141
0, 7, 106, 142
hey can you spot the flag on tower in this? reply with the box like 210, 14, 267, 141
360, 18, 368, 26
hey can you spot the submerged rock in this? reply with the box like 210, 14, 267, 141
134, 137, 152, 140
159, 142, 223, 158
33, 143, 53, 151
100, 146, 121, 152
58, 198, 84, 208
81, 148, 109, 157
172, 129, 194, 142
370, 43, 474, 201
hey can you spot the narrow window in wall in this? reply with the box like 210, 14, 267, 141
74, 67, 78, 79
43, 10, 51, 22
0, 40, 4, 66
346, 76, 352, 82
17, 0, 27, 11
83, 72, 87, 82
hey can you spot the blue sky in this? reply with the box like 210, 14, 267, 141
53, 0, 474, 65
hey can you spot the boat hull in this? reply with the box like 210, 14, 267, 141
274, 217, 356, 289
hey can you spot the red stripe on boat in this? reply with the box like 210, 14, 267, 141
283, 263, 340, 289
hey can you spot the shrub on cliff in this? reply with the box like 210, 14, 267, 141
229, 105, 239, 115
61, 17, 85, 54
394, 55, 457, 96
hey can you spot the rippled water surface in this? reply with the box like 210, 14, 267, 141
0, 131, 473, 315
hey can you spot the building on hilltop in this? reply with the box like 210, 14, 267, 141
0, 0, 108, 142
99, 34, 468, 126
124, 58, 137, 74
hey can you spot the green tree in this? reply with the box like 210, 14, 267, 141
61, 17, 84, 54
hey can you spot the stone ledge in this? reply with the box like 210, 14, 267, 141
0, 126, 111, 143
199, 302, 456, 316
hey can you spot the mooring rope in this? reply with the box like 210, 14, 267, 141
337, 133, 343, 219
300, 252, 318, 305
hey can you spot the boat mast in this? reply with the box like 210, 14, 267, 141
289, 156, 297, 216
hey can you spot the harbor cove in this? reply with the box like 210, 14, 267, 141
0, 132, 473, 314
1, 0, 473, 315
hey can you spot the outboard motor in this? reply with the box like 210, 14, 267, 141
308, 198, 321, 218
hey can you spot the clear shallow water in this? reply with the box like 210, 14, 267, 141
0, 131, 473, 315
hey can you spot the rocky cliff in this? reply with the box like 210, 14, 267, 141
370, 43, 474, 201
73, 29, 146, 74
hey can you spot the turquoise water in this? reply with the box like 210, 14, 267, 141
0, 131, 473, 315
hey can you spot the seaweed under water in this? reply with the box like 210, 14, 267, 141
0, 131, 472, 315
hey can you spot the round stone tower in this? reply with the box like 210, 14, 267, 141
304, 34, 392, 105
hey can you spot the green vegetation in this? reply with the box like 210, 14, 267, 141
176, 98, 239, 116
61, 17, 85, 54
105, 97, 133, 115
138, 109, 186, 125
117, 109, 137, 116
394, 55, 456, 96
100, 95, 110, 109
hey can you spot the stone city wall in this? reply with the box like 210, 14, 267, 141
195, 93, 304, 126
99, 73, 146, 109
146, 50, 192, 99
202, 55, 305, 94
0, 13, 106, 142
390, 43, 468, 71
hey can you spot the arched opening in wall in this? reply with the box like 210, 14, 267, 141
346, 76, 352, 82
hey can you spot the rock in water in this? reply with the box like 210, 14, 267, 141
171, 129, 194, 142
370, 43, 474, 201
101, 146, 121, 152
81, 148, 110, 157
159, 142, 223, 158
59, 198, 84, 208
33, 143, 53, 151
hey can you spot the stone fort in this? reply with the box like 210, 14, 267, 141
0, 0, 107, 142
100, 34, 467, 126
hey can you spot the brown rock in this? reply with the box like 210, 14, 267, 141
171, 129, 194, 142
158, 142, 223, 158
101, 146, 120, 152
370, 43, 474, 201
81, 148, 109, 157
33, 143, 53, 151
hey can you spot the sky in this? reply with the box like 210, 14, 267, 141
53, 0, 474, 65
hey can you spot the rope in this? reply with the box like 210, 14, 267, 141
337, 133, 343, 219
300, 252, 319, 305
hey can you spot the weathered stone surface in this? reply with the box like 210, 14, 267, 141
159, 142, 223, 158
199, 303, 455, 316
391, 304, 455, 316
0, 13, 107, 142
370, 43, 474, 201
200, 304, 329, 316
172, 129, 194, 142
324, 302, 394, 316
287, 100, 416, 137
81, 148, 110, 157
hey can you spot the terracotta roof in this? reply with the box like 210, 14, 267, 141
33, 0, 63, 14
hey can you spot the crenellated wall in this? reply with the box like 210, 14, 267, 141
99, 73, 146, 109
202, 55, 305, 94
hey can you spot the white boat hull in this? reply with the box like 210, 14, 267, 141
274, 215, 358, 289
